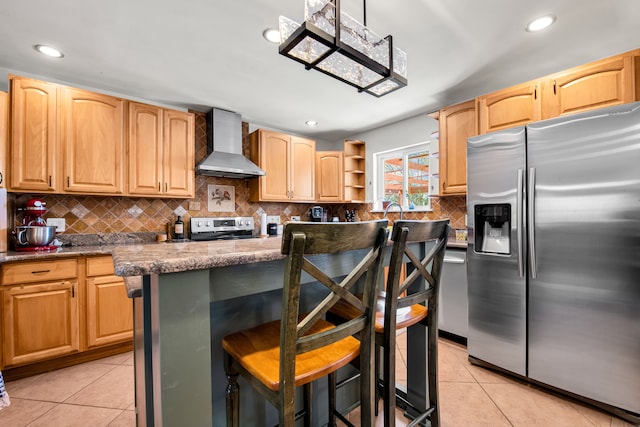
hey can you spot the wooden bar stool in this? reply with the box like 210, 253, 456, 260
222, 220, 388, 427
330, 219, 449, 427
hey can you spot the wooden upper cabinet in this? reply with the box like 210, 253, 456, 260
9, 77, 58, 192
542, 51, 639, 119
290, 136, 315, 202
0, 91, 7, 188
249, 130, 316, 202
128, 104, 194, 197
439, 99, 476, 196
62, 87, 125, 194
478, 80, 542, 134
128, 102, 163, 195
162, 110, 194, 197
315, 151, 344, 202
251, 130, 290, 201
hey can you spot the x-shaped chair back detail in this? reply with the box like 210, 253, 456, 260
382, 219, 450, 427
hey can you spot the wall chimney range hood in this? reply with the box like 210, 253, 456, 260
195, 108, 266, 178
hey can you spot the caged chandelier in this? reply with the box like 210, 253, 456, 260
279, 0, 407, 97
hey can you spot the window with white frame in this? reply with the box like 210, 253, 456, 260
374, 142, 431, 210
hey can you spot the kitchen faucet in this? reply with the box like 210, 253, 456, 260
383, 202, 404, 219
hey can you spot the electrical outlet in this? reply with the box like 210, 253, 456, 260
290, 216, 300, 222
46, 218, 66, 232
188, 201, 201, 211
266, 215, 280, 224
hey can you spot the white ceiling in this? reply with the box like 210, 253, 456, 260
1, 0, 639, 141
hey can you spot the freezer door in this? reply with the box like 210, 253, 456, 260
467, 127, 527, 376
527, 102, 640, 414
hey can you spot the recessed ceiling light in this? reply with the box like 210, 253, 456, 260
526, 15, 556, 32
305, 120, 318, 127
34, 44, 64, 58
262, 28, 280, 44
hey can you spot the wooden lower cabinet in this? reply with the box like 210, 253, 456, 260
0, 256, 132, 370
2, 280, 79, 367
85, 256, 133, 348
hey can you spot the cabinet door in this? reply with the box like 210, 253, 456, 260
86, 275, 133, 348
128, 102, 163, 196
9, 77, 57, 192
316, 151, 343, 202
478, 81, 541, 134
62, 88, 125, 194
256, 130, 290, 201
0, 91, 7, 188
290, 136, 316, 202
2, 281, 79, 366
163, 110, 194, 197
543, 53, 636, 119
439, 100, 476, 196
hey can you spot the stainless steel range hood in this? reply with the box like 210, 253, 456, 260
195, 108, 265, 178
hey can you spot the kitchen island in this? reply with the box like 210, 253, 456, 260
113, 236, 433, 427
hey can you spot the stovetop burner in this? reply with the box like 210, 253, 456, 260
190, 217, 255, 241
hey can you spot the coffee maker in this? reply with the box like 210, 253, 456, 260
310, 206, 324, 222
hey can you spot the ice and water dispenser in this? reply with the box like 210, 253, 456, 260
474, 204, 511, 255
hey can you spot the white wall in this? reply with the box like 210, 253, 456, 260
345, 113, 439, 201
247, 123, 336, 150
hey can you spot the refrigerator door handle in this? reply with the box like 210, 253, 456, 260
517, 168, 525, 277
528, 167, 537, 278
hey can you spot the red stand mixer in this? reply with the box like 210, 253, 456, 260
15, 198, 58, 251
21, 198, 48, 226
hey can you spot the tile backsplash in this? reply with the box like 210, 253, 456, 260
9, 111, 467, 236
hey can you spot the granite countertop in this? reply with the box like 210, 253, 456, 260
0, 244, 120, 263
112, 237, 286, 277
0, 230, 465, 298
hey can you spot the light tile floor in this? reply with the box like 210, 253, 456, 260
0, 335, 636, 426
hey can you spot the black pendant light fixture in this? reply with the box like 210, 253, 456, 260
278, 0, 407, 97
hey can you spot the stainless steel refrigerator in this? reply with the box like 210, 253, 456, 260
466, 101, 640, 422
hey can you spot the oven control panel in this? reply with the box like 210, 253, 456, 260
190, 217, 254, 234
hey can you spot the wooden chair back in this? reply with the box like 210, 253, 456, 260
279, 220, 388, 420
384, 219, 450, 332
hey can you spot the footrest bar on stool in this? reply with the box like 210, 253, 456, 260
335, 372, 361, 390
405, 407, 435, 427
334, 410, 356, 427
393, 388, 435, 427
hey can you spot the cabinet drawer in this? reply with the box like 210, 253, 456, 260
2, 258, 78, 285
86, 256, 115, 277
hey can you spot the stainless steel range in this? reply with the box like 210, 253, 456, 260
189, 217, 255, 241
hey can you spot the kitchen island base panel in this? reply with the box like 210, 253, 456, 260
147, 270, 213, 427
136, 269, 362, 426
129, 242, 431, 426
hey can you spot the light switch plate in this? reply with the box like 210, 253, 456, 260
267, 215, 280, 224
47, 218, 66, 232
